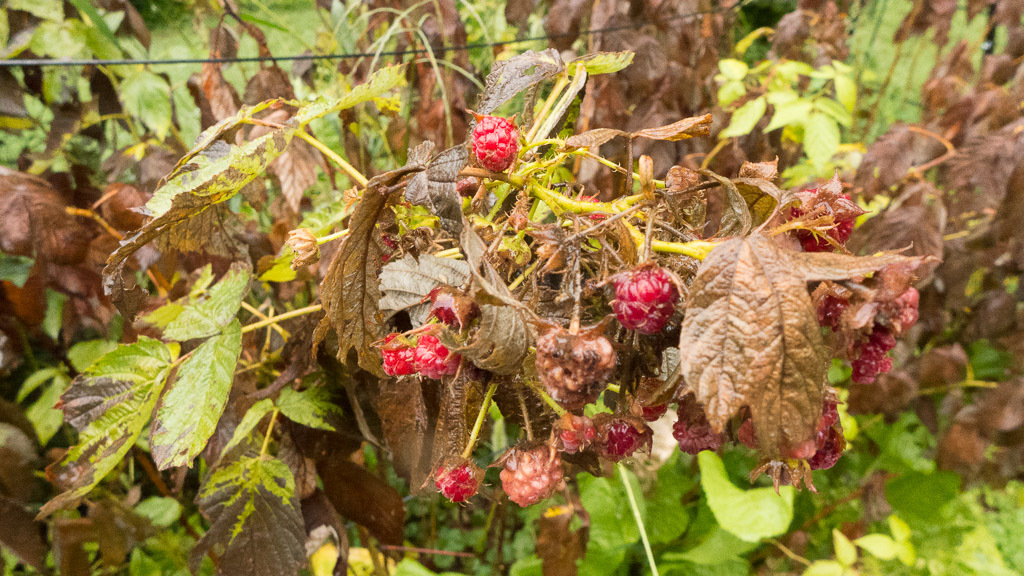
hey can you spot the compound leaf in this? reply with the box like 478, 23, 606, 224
276, 387, 343, 431
163, 265, 251, 341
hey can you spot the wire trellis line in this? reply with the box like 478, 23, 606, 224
0, 1, 751, 68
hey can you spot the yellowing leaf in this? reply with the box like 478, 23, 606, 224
833, 529, 857, 567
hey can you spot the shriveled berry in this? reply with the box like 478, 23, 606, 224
535, 325, 617, 410
850, 327, 897, 384
472, 115, 519, 172
426, 286, 479, 330
673, 394, 725, 455
381, 334, 416, 376
737, 418, 758, 449
891, 287, 920, 332
556, 413, 596, 453
594, 414, 653, 462
413, 334, 461, 379
500, 445, 565, 507
456, 177, 480, 198
641, 404, 668, 422
612, 265, 680, 334
790, 180, 864, 253
817, 295, 848, 329
808, 426, 845, 470
435, 463, 483, 503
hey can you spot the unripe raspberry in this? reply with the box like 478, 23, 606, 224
435, 462, 483, 503
413, 334, 461, 379
672, 394, 725, 455
472, 115, 519, 172
556, 413, 596, 453
500, 445, 565, 507
535, 325, 617, 410
593, 414, 653, 462
381, 334, 415, 376
612, 265, 680, 334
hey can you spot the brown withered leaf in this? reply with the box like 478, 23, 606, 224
314, 144, 433, 375
738, 158, 779, 181
701, 169, 751, 236
476, 49, 563, 115
0, 496, 48, 573
405, 145, 468, 234
378, 254, 471, 326
0, 167, 91, 265
784, 250, 926, 283
632, 113, 713, 142
853, 126, 916, 199
679, 235, 827, 458
250, 110, 323, 213
200, 62, 241, 123
243, 66, 295, 104
733, 177, 795, 228
848, 184, 945, 281
317, 458, 405, 546
429, 371, 482, 471
378, 379, 431, 492
895, 0, 957, 46
537, 505, 587, 576
565, 128, 623, 149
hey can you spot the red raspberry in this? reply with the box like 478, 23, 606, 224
818, 400, 839, 433
808, 426, 845, 470
641, 404, 668, 422
556, 413, 596, 453
413, 334, 461, 379
796, 218, 855, 252
472, 115, 519, 172
892, 287, 920, 332
594, 414, 653, 462
851, 327, 896, 384
381, 334, 416, 376
612, 265, 680, 334
426, 286, 479, 330
673, 395, 725, 455
817, 295, 848, 329
435, 463, 482, 503
791, 187, 860, 252
500, 445, 565, 507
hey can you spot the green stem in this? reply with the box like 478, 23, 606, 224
526, 381, 567, 416
620, 465, 659, 576
508, 259, 541, 291
294, 130, 368, 187
317, 228, 350, 245
605, 383, 621, 394
260, 409, 280, 459
461, 381, 499, 460
529, 182, 642, 216
624, 221, 718, 260
434, 247, 462, 259
527, 75, 569, 142
240, 304, 323, 335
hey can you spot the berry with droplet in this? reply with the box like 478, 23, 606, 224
612, 265, 680, 334
594, 414, 653, 462
817, 295, 848, 329
435, 462, 483, 503
381, 334, 416, 376
413, 334, 461, 379
472, 115, 519, 172
535, 325, 617, 410
500, 444, 565, 507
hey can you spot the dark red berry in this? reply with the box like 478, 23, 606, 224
737, 418, 758, 449
556, 413, 596, 453
413, 334, 461, 379
456, 177, 480, 197
641, 403, 668, 422
426, 286, 479, 330
850, 327, 896, 384
435, 463, 482, 502
472, 115, 519, 172
808, 426, 845, 470
612, 265, 680, 334
500, 445, 565, 507
672, 395, 725, 455
817, 295, 848, 329
790, 181, 864, 253
796, 218, 855, 252
381, 334, 416, 376
535, 325, 617, 410
818, 400, 839, 434
594, 414, 653, 462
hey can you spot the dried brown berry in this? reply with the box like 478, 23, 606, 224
534, 324, 617, 410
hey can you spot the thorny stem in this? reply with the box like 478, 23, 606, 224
620, 465, 659, 576
530, 181, 642, 215
240, 304, 323, 334
623, 221, 719, 260
293, 130, 368, 187
259, 409, 279, 459
461, 381, 499, 460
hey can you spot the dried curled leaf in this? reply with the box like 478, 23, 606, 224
733, 177, 795, 228
679, 235, 827, 459
378, 254, 471, 326
632, 113, 713, 142
784, 250, 928, 283
404, 145, 468, 234
476, 49, 564, 115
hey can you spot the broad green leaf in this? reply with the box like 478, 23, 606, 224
163, 266, 250, 341
120, 70, 172, 140
802, 112, 840, 167
67, 340, 119, 373
648, 454, 695, 545
151, 320, 242, 469
855, 534, 898, 560
9, 0, 63, 20
134, 497, 182, 528
292, 65, 407, 126
578, 472, 639, 574
258, 250, 297, 283
802, 560, 843, 576
885, 471, 961, 524
720, 96, 767, 139
766, 89, 800, 106
19, 367, 70, 444
190, 456, 305, 576
718, 80, 746, 107
508, 556, 544, 576
888, 514, 912, 542
222, 400, 276, 457
276, 387, 342, 431
834, 74, 857, 111
143, 266, 217, 329
718, 59, 749, 81
698, 452, 794, 542
42, 289, 66, 341
765, 99, 813, 132
664, 527, 758, 564
0, 253, 34, 287
833, 529, 857, 567
39, 338, 175, 516
814, 97, 852, 127
775, 60, 815, 82
570, 51, 634, 75
393, 559, 441, 576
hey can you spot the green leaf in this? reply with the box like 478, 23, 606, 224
775, 60, 815, 83
802, 560, 843, 576
718, 59, 749, 81
134, 497, 182, 528
19, 367, 70, 444
833, 529, 857, 567
67, 340, 119, 373
802, 112, 840, 167
9, 0, 63, 20
664, 527, 758, 564
698, 452, 794, 542
718, 80, 747, 107
222, 400, 276, 457
120, 70, 172, 140
393, 559, 440, 576
190, 456, 305, 576
834, 74, 857, 111
162, 265, 250, 341
886, 471, 961, 524
151, 320, 242, 469
765, 99, 813, 132
276, 387, 342, 431
39, 338, 176, 516
42, 289, 66, 341
814, 97, 852, 127
578, 472, 639, 574
0, 253, 34, 287
258, 250, 297, 283
969, 340, 1013, 381
855, 534, 898, 561
508, 556, 544, 576
720, 96, 767, 139
292, 65, 407, 126
570, 51, 634, 75
648, 454, 695, 545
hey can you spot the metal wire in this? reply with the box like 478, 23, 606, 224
0, 0, 752, 68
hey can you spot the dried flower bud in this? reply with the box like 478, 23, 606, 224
639, 155, 655, 198
287, 228, 320, 269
